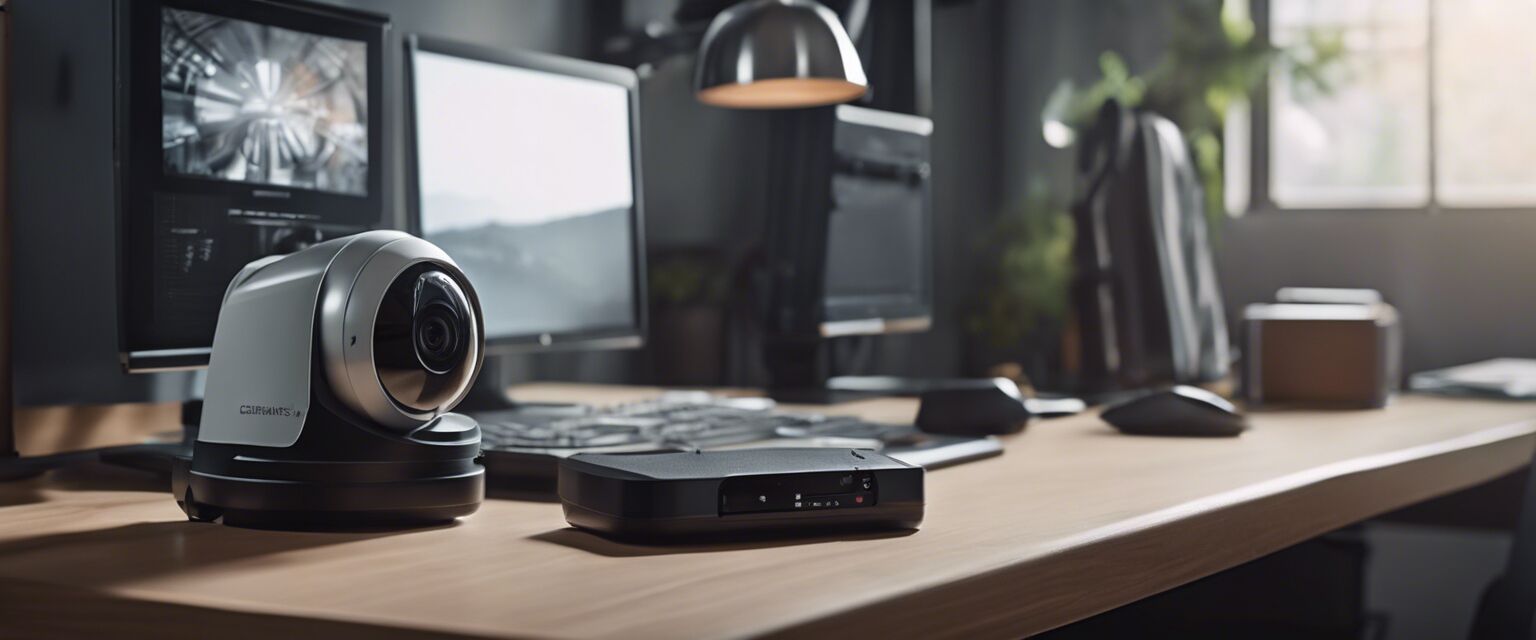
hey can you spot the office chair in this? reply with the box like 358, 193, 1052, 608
1470, 457, 1536, 640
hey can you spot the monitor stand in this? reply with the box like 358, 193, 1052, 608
762, 337, 881, 405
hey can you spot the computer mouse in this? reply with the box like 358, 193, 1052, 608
916, 378, 1033, 436
1100, 386, 1249, 437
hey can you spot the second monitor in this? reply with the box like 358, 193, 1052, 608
403, 37, 997, 482
404, 35, 646, 407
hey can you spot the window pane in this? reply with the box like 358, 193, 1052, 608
1225, 99, 1252, 215
1270, 0, 1430, 208
1435, 0, 1536, 206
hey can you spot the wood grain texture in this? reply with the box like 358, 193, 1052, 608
0, 386, 1532, 640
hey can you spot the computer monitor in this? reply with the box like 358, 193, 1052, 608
821, 105, 934, 337
403, 37, 645, 364
117, 0, 388, 372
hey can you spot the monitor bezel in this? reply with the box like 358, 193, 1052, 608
403, 34, 647, 355
116, 0, 390, 372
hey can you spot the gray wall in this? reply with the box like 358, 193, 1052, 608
1000, 1, 1170, 208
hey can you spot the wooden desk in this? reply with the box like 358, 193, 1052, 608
1, 386, 1533, 639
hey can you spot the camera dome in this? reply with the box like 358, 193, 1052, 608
318, 232, 484, 431
373, 266, 477, 412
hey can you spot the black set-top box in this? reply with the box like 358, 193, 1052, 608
558, 448, 925, 540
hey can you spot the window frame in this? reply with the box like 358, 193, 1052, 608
1246, 0, 1534, 217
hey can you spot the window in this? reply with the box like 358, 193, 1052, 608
1263, 0, 1536, 210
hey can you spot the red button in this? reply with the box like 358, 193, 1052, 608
855, 496, 864, 504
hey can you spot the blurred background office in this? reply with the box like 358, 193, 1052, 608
31, 0, 1531, 399
10, 0, 1536, 637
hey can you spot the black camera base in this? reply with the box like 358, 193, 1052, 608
173, 455, 483, 530
175, 397, 484, 530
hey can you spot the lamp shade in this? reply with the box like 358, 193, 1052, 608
694, 0, 867, 109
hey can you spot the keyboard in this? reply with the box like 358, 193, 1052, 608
474, 392, 1003, 486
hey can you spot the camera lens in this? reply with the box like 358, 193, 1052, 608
413, 301, 462, 374
373, 265, 478, 412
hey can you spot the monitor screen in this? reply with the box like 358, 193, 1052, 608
409, 44, 642, 348
161, 7, 370, 196
821, 106, 933, 332
118, 0, 387, 371
824, 174, 926, 306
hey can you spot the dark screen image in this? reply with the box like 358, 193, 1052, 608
121, 3, 383, 367
824, 173, 926, 303
161, 7, 369, 196
148, 193, 364, 352
822, 107, 932, 322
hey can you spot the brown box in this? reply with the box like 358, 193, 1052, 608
1243, 303, 1401, 408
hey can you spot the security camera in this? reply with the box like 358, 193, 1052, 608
172, 230, 486, 528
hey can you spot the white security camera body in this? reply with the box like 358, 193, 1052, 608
173, 231, 487, 528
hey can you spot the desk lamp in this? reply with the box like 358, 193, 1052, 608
694, 0, 867, 109
694, 0, 870, 401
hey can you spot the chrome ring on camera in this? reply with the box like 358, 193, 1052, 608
317, 232, 485, 432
